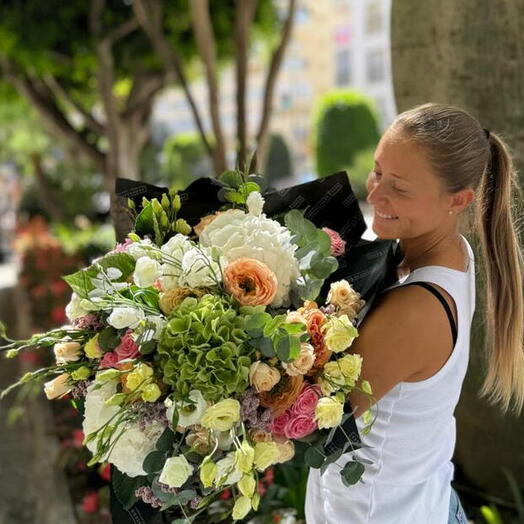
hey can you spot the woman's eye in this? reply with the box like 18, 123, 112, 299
393, 186, 407, 194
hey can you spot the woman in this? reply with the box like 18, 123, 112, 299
305, 103, 524, 523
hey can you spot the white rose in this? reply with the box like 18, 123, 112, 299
159, 455, 194, 488
246, 191, 265, 216
166, 390, 207, 428
54, 341, 82, 365
180, 248, 222, 288
44, 373, 72, 399
133, 256, 162, 288
65, 293, 89, 321
107, 307, 145, 330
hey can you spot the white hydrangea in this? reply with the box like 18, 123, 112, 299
83, 380, 164, 477
199, 210, 300, 307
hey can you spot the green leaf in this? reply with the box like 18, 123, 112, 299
281, 322, 306, 336
142, 450, 166, 474
171, 407, 179, 428
98, 253, 136, 280
139, 340, 156, 355
248, 336, 275, 357
315, 229, 333, 256
112, 468, 147, 510
223, 189, 245, 204
0, 320, 10, 341
156, 427, 175, 453
304, 446, 326, 469
98, 327, 121, 351
275, 335, 290, 362
287, 335, 301, 361
135, 202, 155, 235
219, 169, 244, 189
340, 461, 365, 486
63, 266, 98, 298
262, 314, 285, 337
298, 279, 324, 301
320, 450, 344, 475
310, 255, 339, 279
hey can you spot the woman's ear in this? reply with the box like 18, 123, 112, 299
450, 188, 475, 214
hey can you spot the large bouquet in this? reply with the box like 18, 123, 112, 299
1, 171, 396, 522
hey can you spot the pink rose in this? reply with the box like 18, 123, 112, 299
284, 414, 317, 439
271, 411, 292, 437
108, 238, 133, 255
99, 352, 119, 368
114, 330, 140, 361
322, 227, 346, 257
291, 384, 322, 417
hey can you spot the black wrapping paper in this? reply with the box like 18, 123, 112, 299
111, 173, 402, 522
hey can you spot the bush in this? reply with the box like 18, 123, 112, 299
312, 89, 380, 178
264, 133, 294, 186
347, 147, 375, 201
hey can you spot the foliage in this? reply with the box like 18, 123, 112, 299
346, 147, 375, 201
312, 89, 380, 178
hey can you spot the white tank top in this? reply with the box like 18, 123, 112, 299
305, 234, 476, 523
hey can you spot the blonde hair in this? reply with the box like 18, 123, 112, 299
392, 103, 524, 415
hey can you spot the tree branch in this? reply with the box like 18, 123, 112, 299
0, 58, 105, 169
123, 70, 164, 118
256, 0, 297, 167
234, 0, 258, 170
133, 0, 214, 160
42, 74, 105, 136
107, 17, 140, 44
190, 0, 227, 174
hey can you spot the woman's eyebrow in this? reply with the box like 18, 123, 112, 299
374, 160, 411, 182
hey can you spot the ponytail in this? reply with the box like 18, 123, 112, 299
475, 132, 524, 414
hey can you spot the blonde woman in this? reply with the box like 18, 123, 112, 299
306, 103, 524, 523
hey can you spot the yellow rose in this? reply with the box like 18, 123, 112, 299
159, 455, 193, 488
323, 315, 359, 352
237, 473, 256, 498
44, 373, 72, 399
275, 439, 295, 463
315, 396, 344, 429
84, 335, 104, 359
54, 341, 82, 365
327, 280, 365, 320
337, 353, 363, 387
249, 361, 281, 393
253, 441, 280, 471
232, 495, 252, 521
201, 399, 241, 432
200, 460, 217, 488
282, 342, 315, 376
125, 371, 143, 392
235, 440, 255, 474
322, 361, 346, 391
141, 383, 161, 402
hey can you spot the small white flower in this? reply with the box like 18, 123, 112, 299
161, 234, 193, 258
180, 248, 222, 288
107, 307, 145, 330
133, 256, 162, 288
65, 293, 90, 321
127, 239, 157, 260
159, 455, 194, 488
246, 191, 265, 216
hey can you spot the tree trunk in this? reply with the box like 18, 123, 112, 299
391, 0, 524, 501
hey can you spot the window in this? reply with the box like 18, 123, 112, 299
335, 49, 352, 86
365, 1, 382, 34
366, 48, 385, 83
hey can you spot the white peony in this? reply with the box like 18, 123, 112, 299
133, 256, 162, 288
65, 293, 90, 321
83, 379, 164, 477
246, 191, 265, 216
107, 307, 145, 330
180, 247, 222, 288
199, 210, 300, 307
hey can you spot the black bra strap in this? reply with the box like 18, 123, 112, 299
402, 282, 458, 347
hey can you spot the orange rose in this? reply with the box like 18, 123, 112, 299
194, 211, 227, 237
259, 374, 305, 417
224, 258, 278, 306
304, 309, 332, 376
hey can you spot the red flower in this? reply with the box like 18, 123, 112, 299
81, 492, 99, 514
114, 330, 140, 361
51, 307, 66, 325
219, 489, 232, 500
99, 463, 111, 482
72, 429, 85, 448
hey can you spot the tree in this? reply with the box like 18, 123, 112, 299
0, 0, 282, 237
391, 0, 524, 502
312, 89, 380, 178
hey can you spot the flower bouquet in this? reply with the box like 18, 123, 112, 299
1, 171, 397, 523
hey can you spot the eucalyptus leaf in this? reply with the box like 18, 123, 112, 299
98, 326, 121, 351
320, 450, 344, 475
340, 461, 365, 486
143, 450, 166, 474
156, 427, 175, 453
304, 446, 326, 469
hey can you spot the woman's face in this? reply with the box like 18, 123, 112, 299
366, 130, 452, 240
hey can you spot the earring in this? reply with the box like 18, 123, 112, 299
449, 210, 453, 215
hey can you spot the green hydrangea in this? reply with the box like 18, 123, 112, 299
157, 294, 254, 402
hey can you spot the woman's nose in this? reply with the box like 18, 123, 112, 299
366, 182, 387, 206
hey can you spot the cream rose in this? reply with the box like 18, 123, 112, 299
275, 439, 295, 463
44, 373, 72, 399
282, 342, 315, 376
201, 398, 241, 432
315, 396, 344, 429
285, 311, 306, 324
323, 314, 359, 353
133, 256, 162, 288
54, 341, 82, 365
249, 361, 281, 393
327, 280, 365, 320
159, 455, 194, 488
